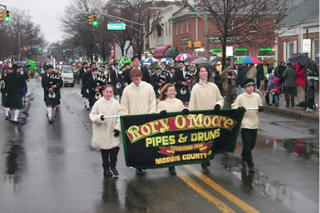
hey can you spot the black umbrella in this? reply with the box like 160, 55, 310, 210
164, 47, 179, 58
288, 53, 319, 74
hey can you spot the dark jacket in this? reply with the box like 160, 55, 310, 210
282, 67, 296, 87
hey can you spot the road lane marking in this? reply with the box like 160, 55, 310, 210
184, 165, 260, 213
176, 168, 236, 213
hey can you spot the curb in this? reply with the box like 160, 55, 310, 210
263, 106, 319, 121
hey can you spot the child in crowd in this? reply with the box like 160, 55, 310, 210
231, 78, 263, 173
271, 76, 281, 106
90, 84, 121, 177
157, 83, 185, 175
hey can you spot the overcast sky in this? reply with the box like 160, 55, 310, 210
2, 0, 72, 43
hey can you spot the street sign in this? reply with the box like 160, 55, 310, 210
303, 39, 311, 53
107, 23, 126, 30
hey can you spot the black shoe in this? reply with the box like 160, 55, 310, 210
104, 168, 113, 177
241, 160, 246, 169
5, 116, 9, 120
168, 167, 176, 175
247, 162, 255, 173
136, 168, 144, 176
201, 163, 209, 174
10, 120, 19, 125
111, 167, 119, 176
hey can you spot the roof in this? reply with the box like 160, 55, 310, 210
279, 0, 319, 27
170, 5, 199, 21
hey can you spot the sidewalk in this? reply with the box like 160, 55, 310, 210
259, 91, 319, 121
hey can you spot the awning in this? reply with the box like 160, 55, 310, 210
153, 45, 171, 58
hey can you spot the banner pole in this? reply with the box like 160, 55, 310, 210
101, 108, 259, 120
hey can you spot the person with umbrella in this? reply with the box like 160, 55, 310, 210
293, 62, 306, 106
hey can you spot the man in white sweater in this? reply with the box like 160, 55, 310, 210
120, 68, 156, 175
231, 78, 263, 173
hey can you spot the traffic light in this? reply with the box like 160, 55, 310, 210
92, 15, 98, 27
0, 9, 10, 23
62, 49, 66, 53
187, 41, 192, 49
4, 10, 10, 22
88, 14, 98, 27
38, 47, 42, 51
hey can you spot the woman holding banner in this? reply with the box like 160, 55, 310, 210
188, 65, 224, 174
157, 83, 185, 175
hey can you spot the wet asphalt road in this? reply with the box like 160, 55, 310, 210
0, 80, 318, 213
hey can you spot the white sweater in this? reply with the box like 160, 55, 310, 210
189, 82, 224, 111
231, 92, 262, 129
89, 97, 121, 150
157, 98, 185, 113
120, 81, 156, 115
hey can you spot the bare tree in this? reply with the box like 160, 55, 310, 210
60, 0, 113, 61
0, 8, 46, 61
194, 0, 292, 69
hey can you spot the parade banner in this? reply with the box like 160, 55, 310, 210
120, 109, 244, 169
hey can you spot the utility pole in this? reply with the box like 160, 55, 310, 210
204, 12, 209, 60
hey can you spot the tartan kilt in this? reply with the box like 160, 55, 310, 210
44, 91, 60, 106
6, 91, 23, 109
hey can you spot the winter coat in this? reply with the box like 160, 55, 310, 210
157, 98, 184, 113
294, 64, 306, 87
120, 81, 156, 115
231, 92, 262, 129
272, 77, 281, 94
189, 82, 224, 111
282, 67, 296, 87
90, 97, 121, 150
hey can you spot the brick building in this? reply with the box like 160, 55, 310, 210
276, 0, 319, 64
170, 5, 276, 61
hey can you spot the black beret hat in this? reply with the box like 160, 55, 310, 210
131, 55, 140, 61
241, 78, 255, 88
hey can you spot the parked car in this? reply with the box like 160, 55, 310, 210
61, 65, 74, 87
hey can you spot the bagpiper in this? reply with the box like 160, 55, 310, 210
41, 65, 63, 123
87, 68, 107, 108
1, 66, 9, 120
175, 60, 192, 104
3, 65, 27, 124
82, 63, 97, 110
152, 65, 166, 98
109, 60, 126, 101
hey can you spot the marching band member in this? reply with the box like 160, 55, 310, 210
90, 84, 121, 177
175, 60, 191, 104
120, 68, 156, 175
189, 65, 224, 173
165, 66, 177, 84
41, 65, 63, 123
152, 65, 166, 98
110, 61, 126, 101
131, 55, 152, 84
3, 65, 26, 124
1, 66, 10, 120
87, 68, 106, 108
81, 65, 92, 110
231, 78, 263, 173
157, 83, 185, 175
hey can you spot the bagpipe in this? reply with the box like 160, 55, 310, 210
48, 72, 62, 99
94, 73, 107, 100
179, 67, 194, 96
